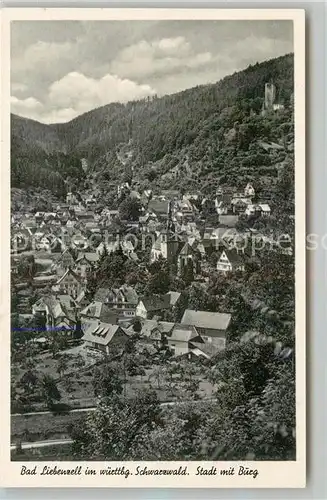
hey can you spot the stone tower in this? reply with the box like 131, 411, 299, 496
265, 83, 276, 110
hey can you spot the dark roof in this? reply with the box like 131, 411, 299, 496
81, 301, 119, 324
139, 294, 171, 312
55, 267, 82, 285
179, 242, 196, 256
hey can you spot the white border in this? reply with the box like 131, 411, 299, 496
0, 8, 306, 488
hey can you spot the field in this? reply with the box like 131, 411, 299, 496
11, 411, 87, 444
11, 443, 74, 461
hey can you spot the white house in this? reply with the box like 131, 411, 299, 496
216, 249, 245, 274
245, 204, 271, 217
215, 199, 229, 215
83, 322, 129, 355
244, 183, 255, 197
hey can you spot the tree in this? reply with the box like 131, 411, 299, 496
56, 354, 69, 378
118, 197, 141, 221
40, 374, 61, 409
181, 259, 195, 285
93, 361, 123, 398
145, 257, 171, 295
20, 369, 39, 395
17, 255, 37, 282
70, 390, 161, 460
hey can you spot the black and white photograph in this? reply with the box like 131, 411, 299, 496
1, 8, 306, 488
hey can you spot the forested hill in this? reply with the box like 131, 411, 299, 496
11, 53, 294, 197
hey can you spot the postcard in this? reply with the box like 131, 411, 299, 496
0, 7, 305, 488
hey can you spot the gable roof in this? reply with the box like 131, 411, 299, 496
76, 252, 100, 264
181, 310, 231, 331
55, 267, 83, 285
83, 322, 127, 346
139, 320, 158, 337
179, 242, 196, 256
33, 294, 76, 322
165, 291, 181, 307
80, 301, 119, 323
219, 249, 244, 266
169, 324, 198, 343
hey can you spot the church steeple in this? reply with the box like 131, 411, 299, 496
166, 201, 175, 234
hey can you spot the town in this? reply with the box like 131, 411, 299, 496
10, 71, 296, 462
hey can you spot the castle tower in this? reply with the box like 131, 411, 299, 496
265, 83, 276, 110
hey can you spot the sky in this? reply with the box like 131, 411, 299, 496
11, 20, 293, 124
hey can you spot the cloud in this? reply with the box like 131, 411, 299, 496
10, 22, 293, 124
11, 95, 44, 120
12, 40, 75, 75
48, 71, 156, 113
11, 82, 28, 94
11, 72, 156, 124
110, 36, 213, 79
229, 35, 292, 61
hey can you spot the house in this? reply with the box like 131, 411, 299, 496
188, 340, 224, 360
244, 183, 255, 198
71, 233, 89, 250
259, 204, 271, 217
80, 301, 120, 324
177, 242, 199, 275
136, 292, 181, 320
52, 267, 85, 299
74, 252, 100, 278
245, 204, 260, 217
35, 235, 52, 252
82, 321, 129, 355
148, 199, 170, 218
181, 309, 231, 347
32, 294, 77, 333
96, 240, 120, 256
56, 248, 76, 274
215, 199, 229, 215
162, 190, 180, 201
66, 192, 78, 205
245, 204, 271, 217
231, 198, 250, 215
174, 199, 195, 222
104, 285, 139, 318
166, 291, 181, 308
75, 289, 89, 309
85, 195, 97, 209
167, 324, 199, 356
117, 182, 131, 198
139, 320, 175, 348
216, 249, 245, 274
150, 231, 181, 263
84, 222, 101, 234
136, 295, 171, 320
11, 229, 33, 253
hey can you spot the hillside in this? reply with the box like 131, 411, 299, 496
11, 53, 294, 198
